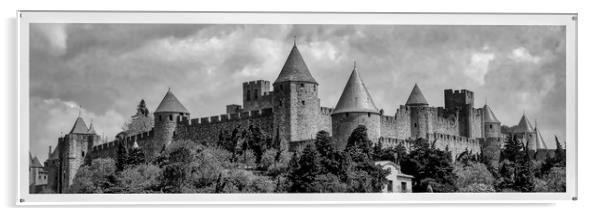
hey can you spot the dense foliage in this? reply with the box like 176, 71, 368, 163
69, 124, 566, 193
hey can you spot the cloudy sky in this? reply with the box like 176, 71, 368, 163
30, 24, 566, 161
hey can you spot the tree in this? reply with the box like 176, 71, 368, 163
288, 143, 323, 192
534, 167, 566, 192
70, 158, 118, 193
400, 138, 456, 192
160, 146, 194, 193
345, 125, 373, 158
117, 164, 162, 193
126, 147, 145, 167
454, 161, 495, 191
343, 125, 389, 192
116, 143, 128, 171
121, 99, 154, 137
496, 136, 535, 192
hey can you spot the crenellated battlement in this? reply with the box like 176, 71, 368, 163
178, 108, 274, 126
381, 115, 397, 124
426, 133, 479, 145
91, 130, 154, 153
320, 107, 333, 115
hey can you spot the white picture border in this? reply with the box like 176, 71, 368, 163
17, 11, 578, 205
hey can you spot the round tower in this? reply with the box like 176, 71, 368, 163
153, 89, 190, 152
482, 104, 501, 138
272, 41, 320, 150
406, 83, 430, 139
331, 63, 381, 150
481, 104, 502, 169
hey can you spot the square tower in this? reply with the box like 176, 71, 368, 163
444, 89, 475, 138
243, 80, 272, 111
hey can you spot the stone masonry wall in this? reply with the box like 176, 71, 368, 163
173, 108, 274, 146
428, 133, 481, 160
380, 106, 411, 140
319, 107, 333, 134
243, 80, 274, 111
470, 107, 484, 138
331, 112, 381, 150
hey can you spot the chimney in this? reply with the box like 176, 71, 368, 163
48, 146, 52, 158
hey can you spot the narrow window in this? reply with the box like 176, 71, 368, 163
300, 83, 304, 88
81, 151, 85, 157
301, 100, 305, 105
169, 115, 173, 121
387, 180, 393, 192
159, 116, 162, 121
368, 113, 371, 117
489, 125, 493, 129
414, 123, 417, 127
254, 89, 259, 99
401, 182, 407, 192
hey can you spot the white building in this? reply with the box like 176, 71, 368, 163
375, 161, 413, 193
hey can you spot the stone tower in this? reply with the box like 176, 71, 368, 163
272, 42, 320, 150
243, 80, 272, 111
47, 116, 100, 193
153, 89, 190, 153
444, 89, 475, 138
480, 104, 502, 168
482, 104, 501, 138
406, 83, 430, 139
331, 64, 381, 150
514, 114, 536, 151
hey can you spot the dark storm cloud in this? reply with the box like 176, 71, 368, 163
29, 24, 566, 161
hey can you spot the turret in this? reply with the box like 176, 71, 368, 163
405, 83, 429, 107
406, 84, 430, 139
514, 113, 537, 151
331, 63, 381, 149
482, 104, 501, 138
480, 104, 503, 170
153, 89, 190, 152
272, 41, 320, 150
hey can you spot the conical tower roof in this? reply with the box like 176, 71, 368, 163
515, 114, 534, 133
155, 89, 189, 113
69, 116, 89, 134
274, 43, 317, 84
535, 127, 548, 150
48, 147, 60, 160
30, 156, 43, 168
405, 83, 429, 106
483, 104, 500, 123
87, 121, 97, 134
332, 65, 379, 114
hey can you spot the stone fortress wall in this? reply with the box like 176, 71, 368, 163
173, 108, 274, 146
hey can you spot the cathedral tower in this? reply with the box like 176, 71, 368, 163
153, 89, 190, 153
331, 63, 381, 150
272, 41, 320, 150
